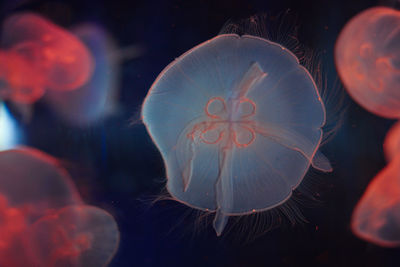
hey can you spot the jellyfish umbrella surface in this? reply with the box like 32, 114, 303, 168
351, 154, 400, 247
383, 121, 400, 162
335, 7, 400, 118
0, 12, 94, 103
46, 24, 119, 126
142, 34, 331, 235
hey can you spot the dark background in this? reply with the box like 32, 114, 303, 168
2, 0, 400, 266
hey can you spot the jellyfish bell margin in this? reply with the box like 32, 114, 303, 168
142, 33, 332, 236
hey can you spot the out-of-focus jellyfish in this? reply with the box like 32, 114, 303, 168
351, 154, 400, 247
0, 147, 120, 266
383, 121, 400, 162
0, 147, 82, 221
0, 12, 94, 103
46, 24, 119, 126
142, 34, 331, 235
26, 205, 120, 267
0, 102, 22, 151
335, 7, 400, 118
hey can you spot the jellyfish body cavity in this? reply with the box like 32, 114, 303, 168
142, 34, 330, 235
335, 7, 400, 118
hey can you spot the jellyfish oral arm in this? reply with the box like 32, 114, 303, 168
230, 62, 267, 100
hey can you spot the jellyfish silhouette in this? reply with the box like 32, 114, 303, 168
0, 12, 93, 103
142, 34, 331, 235
0, 147, 119, 266
335, 7, 400, 118
351, 154, 400, 247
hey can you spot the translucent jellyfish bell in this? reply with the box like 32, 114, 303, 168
26, 205, 120, 267
0, 147, 82, 221
351, 154, 400, 247
0, 12, 94, 103
46, 24, 119, 126
142, 34, 331, 235
335, 7, 400, 118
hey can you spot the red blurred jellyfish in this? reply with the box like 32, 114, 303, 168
26, 205, 120, 267
0, 147, 119, 266
0, 12, 94, 103
351, 154, 400, 247
335, 7, 400, 118
142, 33, 331, 235
46, 24, 120, 127
383, 121, 400, 162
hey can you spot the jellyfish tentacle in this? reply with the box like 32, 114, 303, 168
255, 123, 326, 169
311, 150, 333, 172
230, 61, 267, 100
213, 145, 234, 235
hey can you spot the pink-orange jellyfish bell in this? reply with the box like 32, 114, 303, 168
351, 154, 400, 247
1, 12, 94, 96
335, 7, 400, 118
0, 147, 82, 222
383, 121, 400, 162
26, 205, 120, 267
142, 34, 331, 235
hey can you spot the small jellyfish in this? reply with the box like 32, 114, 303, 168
0, 12, 94, 103
26, 205, 120, 267
351, 154, 400, 247
142, 34, 331, 235
0, 147, 82, 221
46, 24, 120, 126
335, 7, 400, 118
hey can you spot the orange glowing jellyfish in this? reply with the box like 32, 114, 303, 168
351, 154, 400, 247
26, 205, 120, 267
383, 121, 400, 162
0, 147, 82, 221
142, 34, 331, 235
335, 7, 400, 118
46, 24, 119, 126
0, 148, 120, 266
0, 12, 94, 103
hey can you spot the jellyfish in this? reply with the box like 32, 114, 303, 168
0, 12, 94, 103
351, 154, 400, 247
335, 7, 400, 118
0, 147, 82, 221
0, 147, 120, 266
45, 24, 119, 126
26, 205, 120, 267
142, 34, 331, 235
